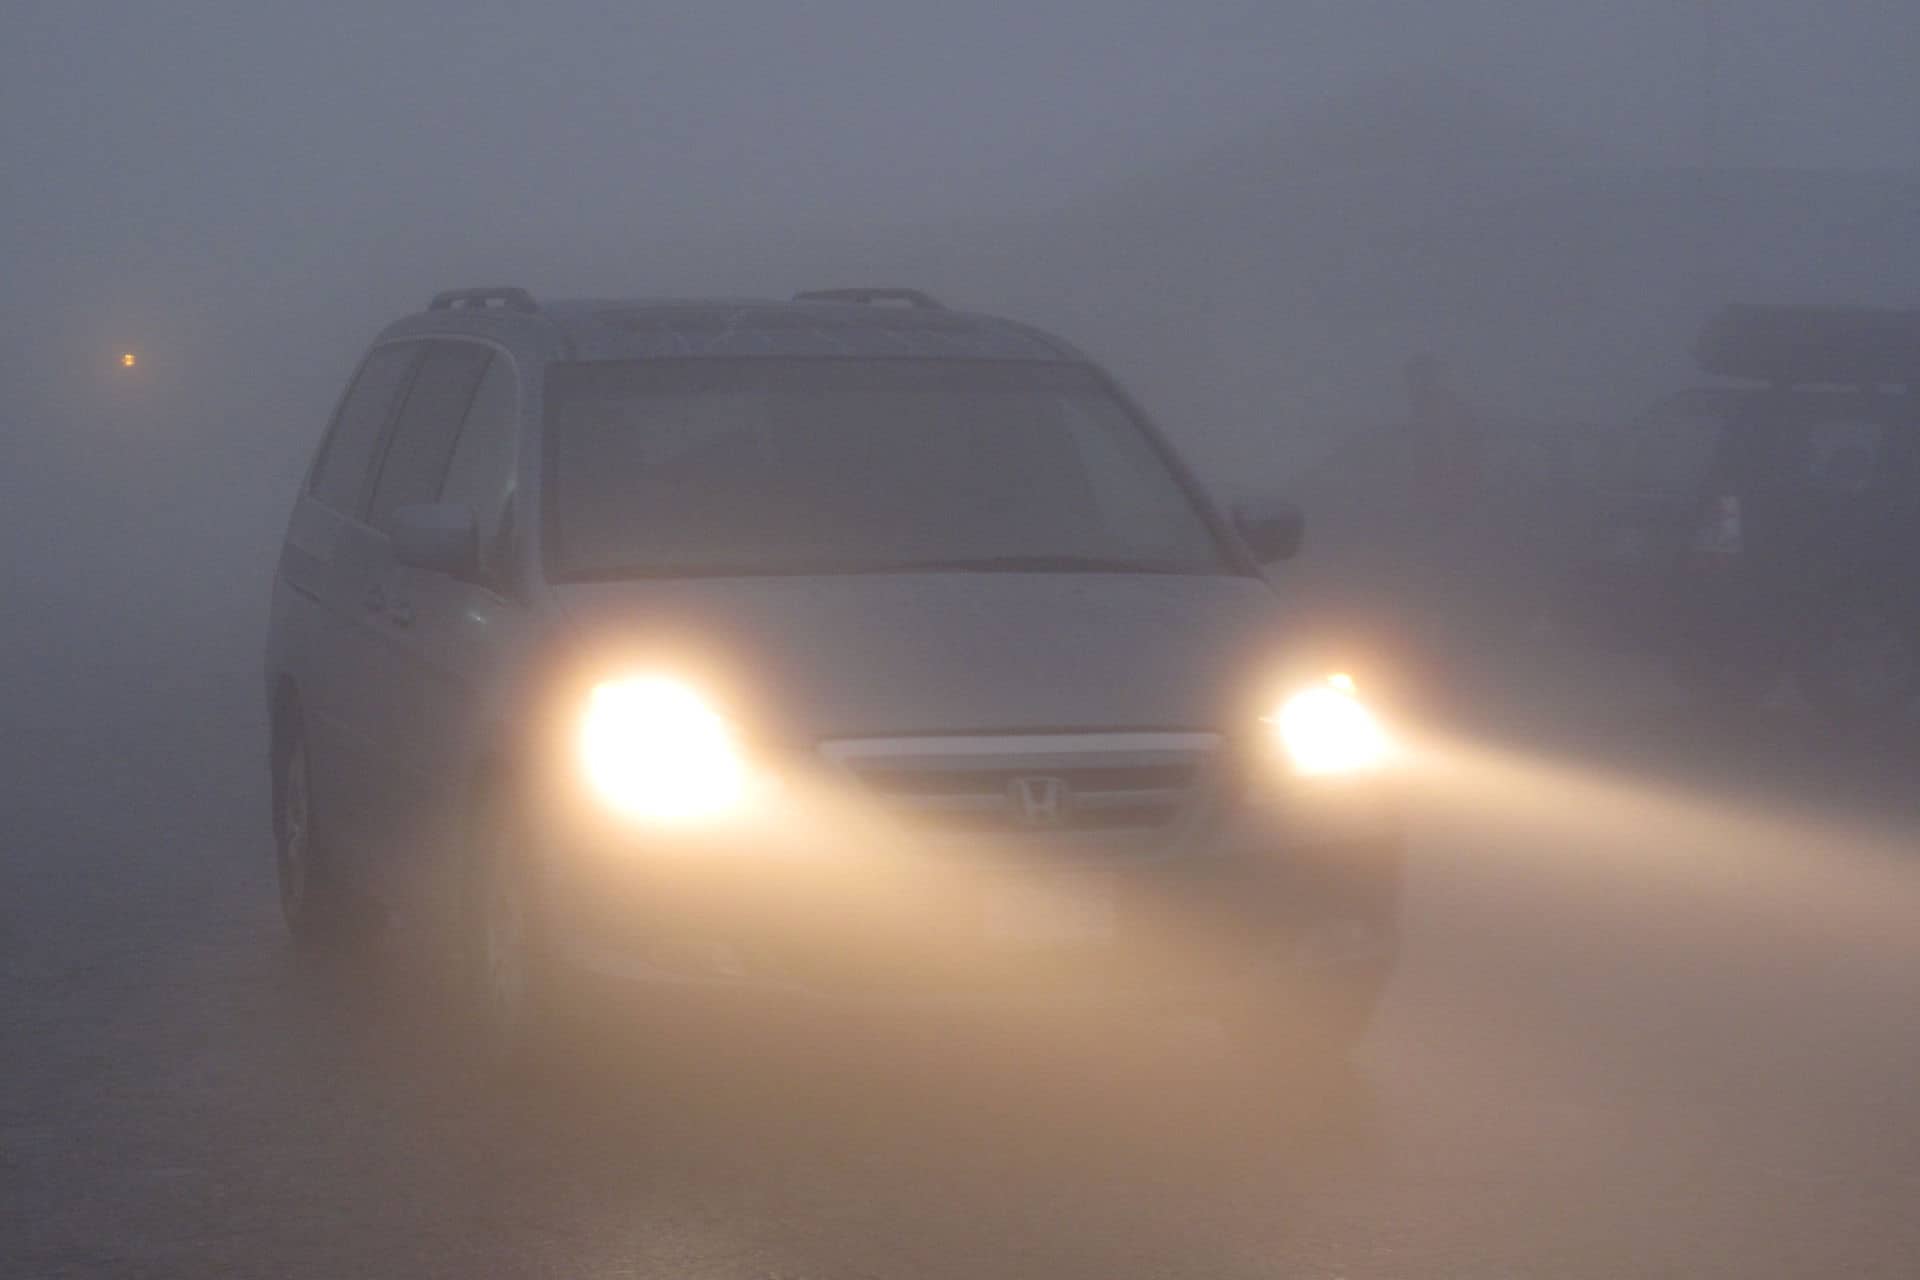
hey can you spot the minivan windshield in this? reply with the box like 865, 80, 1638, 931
544, 359, 1234, 579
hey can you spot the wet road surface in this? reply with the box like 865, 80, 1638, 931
5, 623, 1919, 1279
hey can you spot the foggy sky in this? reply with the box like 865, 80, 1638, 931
6, 0, 1920, 775
7, 1, 1920, 280
7, 1, 1920, 519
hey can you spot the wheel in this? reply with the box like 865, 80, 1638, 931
459, 786, 557, 1071
1800, 606, 1918, 730
274, 722, 376, 950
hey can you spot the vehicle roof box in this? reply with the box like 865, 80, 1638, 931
1694, 304, 1920, 385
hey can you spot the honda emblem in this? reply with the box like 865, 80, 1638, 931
1009, 776, 1071, 828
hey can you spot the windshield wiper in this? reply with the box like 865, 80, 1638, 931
841, 555, 1213, 575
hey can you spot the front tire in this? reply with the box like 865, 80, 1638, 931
273, 724, 375, 950
460, 787, 556, 1070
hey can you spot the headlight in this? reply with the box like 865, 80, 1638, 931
579, 677, 749, 822
1268, 678, 1389, 776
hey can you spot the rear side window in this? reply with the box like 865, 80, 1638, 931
439, 354, 520, 576
368, 342, 491, 530
309, 344, 420, 513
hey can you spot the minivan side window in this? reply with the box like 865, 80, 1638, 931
368, 342, 492, 530
439, 354, 519, 579
309, 344, 421, 514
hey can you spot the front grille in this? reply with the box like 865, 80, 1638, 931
822, 732, 1221, 849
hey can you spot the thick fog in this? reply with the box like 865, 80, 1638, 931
11, 8, 1920, 1278
5, 3, 1916, 725
10, 3, 1920, 459
5, 1, 1919, 702
3, 1, 1916, 771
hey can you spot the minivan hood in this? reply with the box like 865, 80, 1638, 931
554, 573, 1290, 742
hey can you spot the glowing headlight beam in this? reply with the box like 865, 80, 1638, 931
1269, 682, 1389, 775
579, 677, 748, 822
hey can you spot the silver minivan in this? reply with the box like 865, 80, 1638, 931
265, 287, 1402, 1063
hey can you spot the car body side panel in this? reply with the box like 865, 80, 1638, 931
271, 494, 398, 870
354, 341, 548, 907
371, 570, 544, 906
268, 339, 430, 883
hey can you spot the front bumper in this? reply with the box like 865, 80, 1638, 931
532, 770, 1403, 1014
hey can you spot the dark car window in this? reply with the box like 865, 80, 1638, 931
544, 359, 1231, 579
308, 343, 422, 515
368, 342, 491, 531
439, 353, 520, 576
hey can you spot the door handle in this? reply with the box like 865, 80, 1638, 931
363, 584, 386, 613
389, 600, 414, 628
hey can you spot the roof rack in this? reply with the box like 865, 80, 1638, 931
428, 286, 538, 314
793, 288, 944, 310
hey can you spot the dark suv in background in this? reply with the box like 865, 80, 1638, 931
264, 286, 1403, 1067
1569, 305, 1920, 726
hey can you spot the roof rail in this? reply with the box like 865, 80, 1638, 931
428, 286, 538, 314
793, 288, 944, 310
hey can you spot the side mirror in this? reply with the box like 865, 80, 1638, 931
1233, 498, 1305, 564
390, 503, 481, 582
